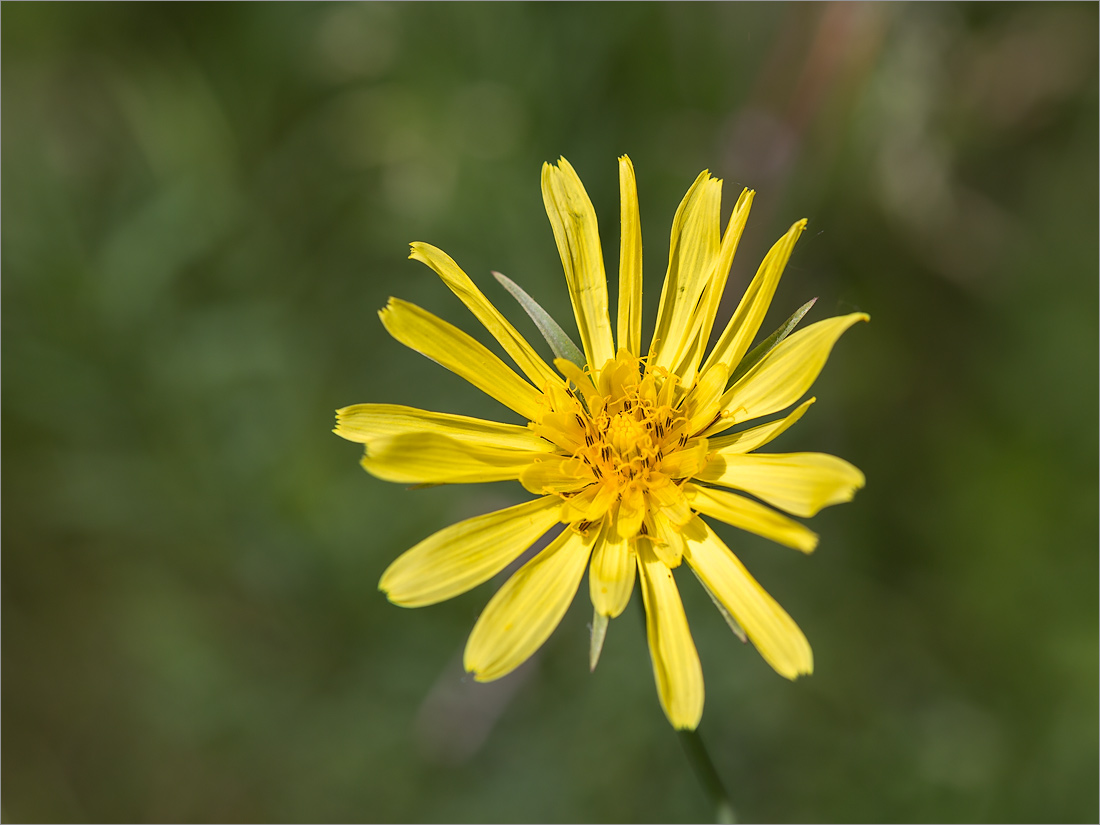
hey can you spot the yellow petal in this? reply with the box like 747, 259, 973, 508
560, 483, 617, 524
541, 158, 615, 368
360, 432, 545, 485
637, 540, 704, 730
380, 298, 545, 421
649, 172, 722, 372
616, 155, 643, 355
712, 312, 869, 431
658, 438, 710, 480
680, 361, 729, 436
464, 525, 596, 681
675, 187, 754, 379
645, 477, 693, 526
694, 451, 865, 518
520, 456, 593, 494
616, 483, 646, 539
703, 398, 815, 447
596, 347, 639, 399
335, 403, 556, 453
380, 496, 563, 607
647, 512, 685, 568
684, 483, 819, 553
589, 520, 636, 618
702, 219, 808, 377
553, 358, 600, 406
409, 242, 562, 390
682, 520, 812, 680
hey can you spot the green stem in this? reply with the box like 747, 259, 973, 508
635, 601, 736, 822
678, 728, 737, 824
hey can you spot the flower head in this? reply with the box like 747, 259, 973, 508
336, 157, 867, 729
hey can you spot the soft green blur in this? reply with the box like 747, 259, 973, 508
3, 3, 1096, 822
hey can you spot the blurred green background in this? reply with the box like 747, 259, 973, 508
4, 3, 1097, 822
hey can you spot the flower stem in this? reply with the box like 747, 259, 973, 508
678, 728, 737, 824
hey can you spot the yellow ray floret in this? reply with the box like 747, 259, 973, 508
335, 403, 557, 452
682, 519, 813, 680
638, 540, 704, 730
541, 158, 615, 369
380, 496, 563, 608
464, 525, 598, 682
379, 298, 545, 421
616, 155, 643, 355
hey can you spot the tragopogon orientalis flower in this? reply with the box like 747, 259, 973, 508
336, 156, 867, 729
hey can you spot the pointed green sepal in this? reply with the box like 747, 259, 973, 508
589, 609, 610, 671
492, 271, 586, 369
728, 298, 817, 387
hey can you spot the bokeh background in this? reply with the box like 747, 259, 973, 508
4, 3, 1097, 822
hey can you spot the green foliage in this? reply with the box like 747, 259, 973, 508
3, 3, 1097, 822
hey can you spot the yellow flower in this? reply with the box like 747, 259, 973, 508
336, 156, 867, 730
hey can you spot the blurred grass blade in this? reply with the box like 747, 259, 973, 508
728, 298, 817, 387
493, 271, 585, 368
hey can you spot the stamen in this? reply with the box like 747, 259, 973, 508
540, 352, 691, 536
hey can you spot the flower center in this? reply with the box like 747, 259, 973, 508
605, 411, 647, 457
575, 382, 686, 489
525, 348, 714, 540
